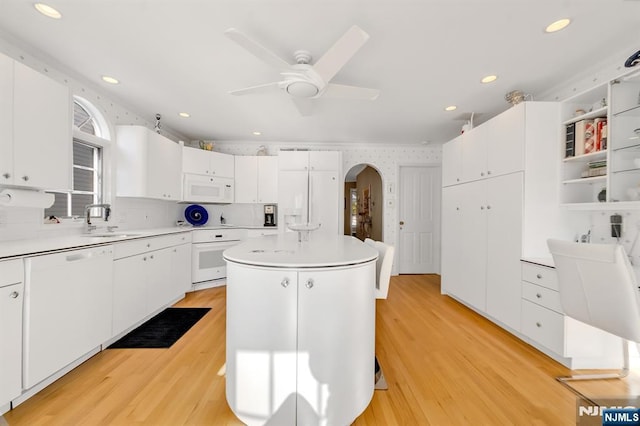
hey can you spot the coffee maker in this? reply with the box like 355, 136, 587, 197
264, 204, 277, 227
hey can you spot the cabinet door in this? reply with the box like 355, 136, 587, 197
257, 156, 278, 203
0, 54, 13, 185
462, 124, 488, 183
145, 247, 173, 315
171, 243, 192, 294
309, 170, 339, 235
13, 60, 71, 190
234, 156, 258, 203
441, 185, 466, 298
279, 150, 309, 171
147, 132, 182, 200
485, 173, 523, 331
442, 135, 462, 187
297, 263, 375, 425
113, 254, 148, 336
309, 151, 339, 171
225, 263, 297, 426
457, 180, 487, 310
487, 103, 525, 177
182, 146, 210, 175
0, 282, 23, 407
210, 151, 234, 178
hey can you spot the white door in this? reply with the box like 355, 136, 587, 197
234, 156, 258, 203
398, 165, 441, 274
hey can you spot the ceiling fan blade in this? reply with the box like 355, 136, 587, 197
229, 82, 281, 96
323, 83, 380, 100
312, 25, 370, 83
291, 98, 314, 116
224, 28, 291, 70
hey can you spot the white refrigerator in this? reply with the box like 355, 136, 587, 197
278, 150, 342, 235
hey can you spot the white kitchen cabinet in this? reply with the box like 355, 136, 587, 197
0, 53, 71, 191
461, 122, 489, 183
278, 150, 310, 171
441, 135, 462, 187
0, 54, 13, 188
0, 259, 24, 413
116, 126, 182, 200
442, 102, 564, 335
182, 146, 234, 178
112, 233, 190, 336
23, 246, 114, 389
234, 156, 278, 204
226, 260, 375, 426
520, 261, 623, 368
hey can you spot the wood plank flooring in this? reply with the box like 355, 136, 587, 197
4, 274, 639, 425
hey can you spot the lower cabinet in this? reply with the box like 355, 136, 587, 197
0, 259, 24, 413
520, 261, 623, 368
112, 234, 191, 336
226, 261, 375, 426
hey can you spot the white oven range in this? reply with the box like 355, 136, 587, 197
191, 228, 247, 290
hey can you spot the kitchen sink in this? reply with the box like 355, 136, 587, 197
82, 233, 141, 238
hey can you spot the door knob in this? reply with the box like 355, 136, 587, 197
281, 278, 290, 288
305, 278, 314, 289
399, 221, 405, 225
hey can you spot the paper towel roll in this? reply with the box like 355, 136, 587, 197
0, 189, 55, 208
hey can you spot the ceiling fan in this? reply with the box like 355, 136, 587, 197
224, 25, 380, 115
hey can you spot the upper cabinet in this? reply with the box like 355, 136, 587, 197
442, 103, 527, 188
234, 156, 278, 204
559, 71, 640, 207
0, 53, 71, 191
116, 126, 182, 201
182, 146, 234, 178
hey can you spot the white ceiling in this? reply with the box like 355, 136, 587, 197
0, 0, 639, 145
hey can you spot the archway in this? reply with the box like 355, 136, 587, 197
344, 164, 383, 241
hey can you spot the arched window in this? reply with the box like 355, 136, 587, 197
46, 98, 109, 219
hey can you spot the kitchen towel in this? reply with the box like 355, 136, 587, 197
0, 189, 55, 208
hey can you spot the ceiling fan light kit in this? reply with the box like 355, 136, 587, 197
224, 25, 380, 114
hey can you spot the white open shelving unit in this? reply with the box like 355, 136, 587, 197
560, 69, 640, 210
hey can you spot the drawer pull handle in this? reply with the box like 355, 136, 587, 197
536, 322, 542, 328
536, 273, 542, 279
9, 291, 19, 299
536, 293, 542, 298
306, 278, 314, 289
281, 278, 290, 288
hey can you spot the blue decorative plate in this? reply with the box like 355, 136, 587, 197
185, 204, 208, 226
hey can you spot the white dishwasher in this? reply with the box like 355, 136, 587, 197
23, 245, 114, 389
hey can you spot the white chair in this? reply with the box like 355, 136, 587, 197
364, 238, 395, 299
547, 239, 640, 384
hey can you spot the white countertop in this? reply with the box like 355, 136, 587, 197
0, 227, 192, 260
223, 233, 377, 268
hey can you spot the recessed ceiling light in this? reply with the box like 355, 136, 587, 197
252, 131, 262, 136
34, 3, 61, 19
178, 112, 190, 118
481, 75, 498, 84
101, 75, 119, 84
444, 105, 457, 112
545, 18, 571, 33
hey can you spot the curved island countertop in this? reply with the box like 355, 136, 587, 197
223, 233, 377, 268
224, 233, 378, 426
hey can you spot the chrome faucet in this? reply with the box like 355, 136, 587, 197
85, 203, 111, 232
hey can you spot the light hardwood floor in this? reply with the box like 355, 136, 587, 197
4, 274, 638, 425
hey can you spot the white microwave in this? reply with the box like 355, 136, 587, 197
183, 174, 234, 203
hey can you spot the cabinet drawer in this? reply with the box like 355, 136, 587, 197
521, 299, 565, 355
522, 281, 563, 314
114, 232, 191, 259
521, 262, 558, 291
0, 258, 23, 287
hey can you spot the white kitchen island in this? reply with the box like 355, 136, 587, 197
223, 233, 378, 426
